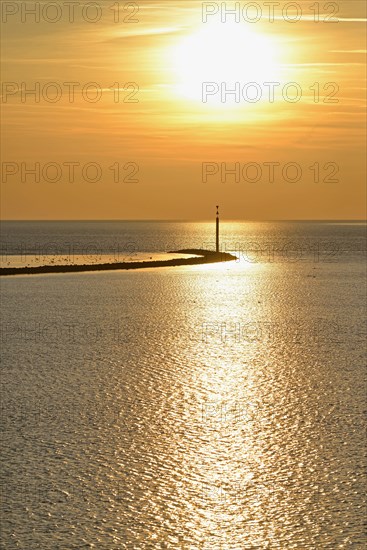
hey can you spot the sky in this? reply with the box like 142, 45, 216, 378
1, 0, 366, 220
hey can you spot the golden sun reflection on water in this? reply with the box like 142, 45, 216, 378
161, 260, 276, 547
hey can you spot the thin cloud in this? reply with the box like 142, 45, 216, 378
330, 50, 367, 53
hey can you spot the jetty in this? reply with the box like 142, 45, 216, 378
0, 249, 236, 276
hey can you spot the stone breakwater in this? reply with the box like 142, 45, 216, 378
0, 250, 237, 276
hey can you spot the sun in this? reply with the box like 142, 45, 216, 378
172, 22, 279, 106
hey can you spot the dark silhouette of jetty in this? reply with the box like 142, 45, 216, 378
0, 249, 236, 276
0, 208, 234, 276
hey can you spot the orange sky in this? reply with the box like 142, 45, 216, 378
1, 0, 366, 220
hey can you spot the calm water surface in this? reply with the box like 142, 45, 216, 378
1, 222, 366, 549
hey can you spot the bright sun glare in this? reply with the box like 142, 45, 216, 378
172, 22, 279, 105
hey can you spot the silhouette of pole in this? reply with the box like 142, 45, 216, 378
216, 205, 219, 253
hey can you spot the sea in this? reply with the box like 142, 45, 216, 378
1, 221, 366, 549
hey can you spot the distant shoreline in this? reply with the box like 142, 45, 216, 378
0, 250, 237, 277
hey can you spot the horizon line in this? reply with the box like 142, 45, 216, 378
1, 218, 366, 223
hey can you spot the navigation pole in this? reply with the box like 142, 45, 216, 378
216, 205, 219, 253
